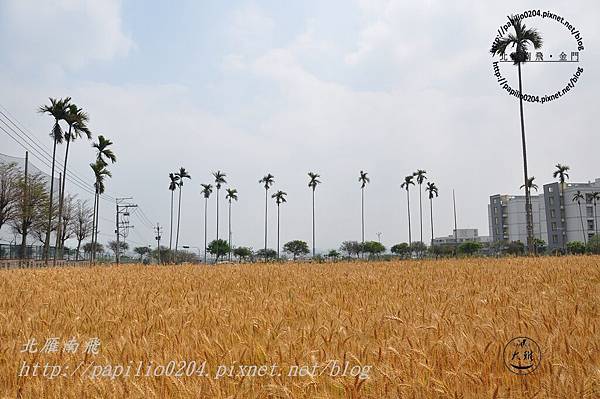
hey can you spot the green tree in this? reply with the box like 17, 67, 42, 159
362, 241, 385, 258
458, 242, 482, 256
327, 249, 340, 261
90, 135, 116, 263
507, 241, 525, 256
272, 190, 287, 258
308, 172, 321, 258
572, 190, 587, 245
401, 174, 415, 246
0, 161, 18, 232
586, 235, 600, 254
108, 240, 129, 258
201, 183, 213, 263
174, 167, 191, 254
491, 16, 543, 255
533, 238, 547, 254
225, 188, 238, 261
255, 248, 277, 261
134, 246, 151, 261
55, 103, 91, 261
83, 242, 104, 259
410, 241, 427, 258
391, 243, 410, 259
283, 240, 309, 260
259, 174, 275, 258
38, 96, 71, 263
553, 163, 570, 251
425, 182, 438, 246
414, 169, 427, 245
340, 240, 361, 258
212, 170, 227, 241
566, 241, 586, 255
358, 171, 369, 247
168, 173, 179, 256
233, 246, 252, 262
207, 239, 230, 263
90, 159, 112, 263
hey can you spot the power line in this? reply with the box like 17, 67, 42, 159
0, 105, 117, 202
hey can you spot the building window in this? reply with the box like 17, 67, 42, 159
588, 220, 594, 231
587, 207, 594, 218
551, 222, 557, 231
550, 209, 556, 218
549, 197, 554, 206
552, 235, 558, 244
548, 186, 554, 193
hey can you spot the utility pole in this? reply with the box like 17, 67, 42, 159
115, 197, 136, 265
19, 151, 28, 265
453, 189, 458, 246
154, 223, 162, 264
52, 172, 62, 266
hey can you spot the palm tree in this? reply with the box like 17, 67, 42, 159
201, 184, 213, 263
401, 174, 415, 246
174, 167, 191, 255
414, 169, 427, 244
212, 171, 227, 241
520, 176, 538, 192
225, 188, 238, 261
553, 163, 570, 250
358, 171, 370, 246
38, 96, 71, 263
592, 192, 600, 237
572, 191, 587, 245
168, 173, 180, 257
55, 104, 91, 262
491, 16, 543, 255
90, 135, 116, 263
308, 172, 321, 258
272, 190, 287, 258
259, 174, 275, 258
90, 160, 111, 262
425, 182, 438, 246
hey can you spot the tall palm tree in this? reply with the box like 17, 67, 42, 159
259, 174, 275, 258
425, 182, 438, 246
491, 16, 542, 255
168, 173, 180, 257
55, 103, 91, 262
520, 176, 538, 192
358, 171, 369, 246
38, 96, 71, 263
174, 167, 191, 255
90, 160, 111, 262
90, 135, 116, 262
308, 172, 321, 258
225, 188, 238, 261
553, 163, 570, 251
201, 183, 213, 263
572, 191, 587, 245
212, 171, 227, 241
592, 192, 600, 237
414, 169, 427, 244
272, 190, 287, 258
401, 174, 415, 246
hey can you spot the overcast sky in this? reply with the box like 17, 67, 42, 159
0, 0, 598, 253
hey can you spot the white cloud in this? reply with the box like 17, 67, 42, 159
0, 0, 133, 72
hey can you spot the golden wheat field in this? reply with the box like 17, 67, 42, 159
0, 256, 599, 398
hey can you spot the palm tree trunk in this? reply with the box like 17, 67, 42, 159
175, 186, 182, 255
419, 183, 423, 244
55, 127, 72, 262
204, 197, 208, 264
595, 200, 598, 236
406, 189, 412, 246
216, 187, 220, 241
361, 187, 364, 244
312, 189, 315, 258
277, 204, 280, 258
169, 190, 174, 253
43, 135, 58, 264
430, 197, 434, 247
90, 189, 96, 263
92, 190, 99, 263
578, 203, 587, 244
264, 188, 268, 259
228, 200, 232, 261
560, 183, 566, 252
517, 62, 534, 255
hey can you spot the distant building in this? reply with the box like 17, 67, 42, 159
488, 178, 600, 250
433, 228, 491, 246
